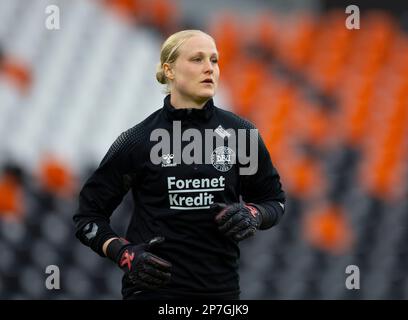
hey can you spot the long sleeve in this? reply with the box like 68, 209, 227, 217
73, 130, 141, 256
240, 126, 286, 230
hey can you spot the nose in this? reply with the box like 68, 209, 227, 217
204, 59, 214, 74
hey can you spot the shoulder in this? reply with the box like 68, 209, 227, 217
214, 107, 265, 148
214, 106, 257, 130
101, 108, 162, 164
123, 109, 161, 144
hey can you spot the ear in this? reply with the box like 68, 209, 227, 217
163, 63, 174, 80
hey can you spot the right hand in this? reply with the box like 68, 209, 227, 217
109, 236, 172, 289
211, 202, 262, 242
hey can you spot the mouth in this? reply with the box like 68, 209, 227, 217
201, 79, 214, 85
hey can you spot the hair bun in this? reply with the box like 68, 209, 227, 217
156, 64, 167, 84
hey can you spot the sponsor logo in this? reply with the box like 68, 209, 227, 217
162, 153, 177, 167
167, 176, 225, 210
211, 146, 235, 172
83, 222, 98, 240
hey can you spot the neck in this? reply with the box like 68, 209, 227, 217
170, 92, 209, 109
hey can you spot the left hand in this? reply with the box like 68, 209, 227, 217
212, 203, 262, 242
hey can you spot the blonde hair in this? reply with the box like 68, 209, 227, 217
156, 30, 215, 93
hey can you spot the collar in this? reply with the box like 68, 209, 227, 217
162, 94, 214, 122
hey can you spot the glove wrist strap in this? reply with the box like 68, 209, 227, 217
106, 237, 130, 263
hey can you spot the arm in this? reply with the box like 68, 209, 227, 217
73, 130, 172, 288
73, 131, 137, 257
240, 129, 286, 230
214, 123, 286, 241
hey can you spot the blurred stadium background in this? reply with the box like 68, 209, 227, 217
0, 0, 407, 299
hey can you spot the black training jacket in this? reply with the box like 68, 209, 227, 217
73, 94, 286, 299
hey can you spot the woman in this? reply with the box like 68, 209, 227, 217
73, 30, 286, 300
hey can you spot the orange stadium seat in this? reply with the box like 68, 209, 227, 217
250, 12, 277, 53
303, 203, 353, 255
0, 58, 32, 93
146, 0, 178, 35
274, 13, 317, 71
103, 0, 146, 19
38, 156, 76, 198
0, 172, 23, 219
209, 13, 242, 75
283, 155, 326, 199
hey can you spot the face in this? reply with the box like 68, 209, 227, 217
165, 34, 220, 106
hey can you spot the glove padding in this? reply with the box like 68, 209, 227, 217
213, 203, 262, 242
107, 236, 172, 289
